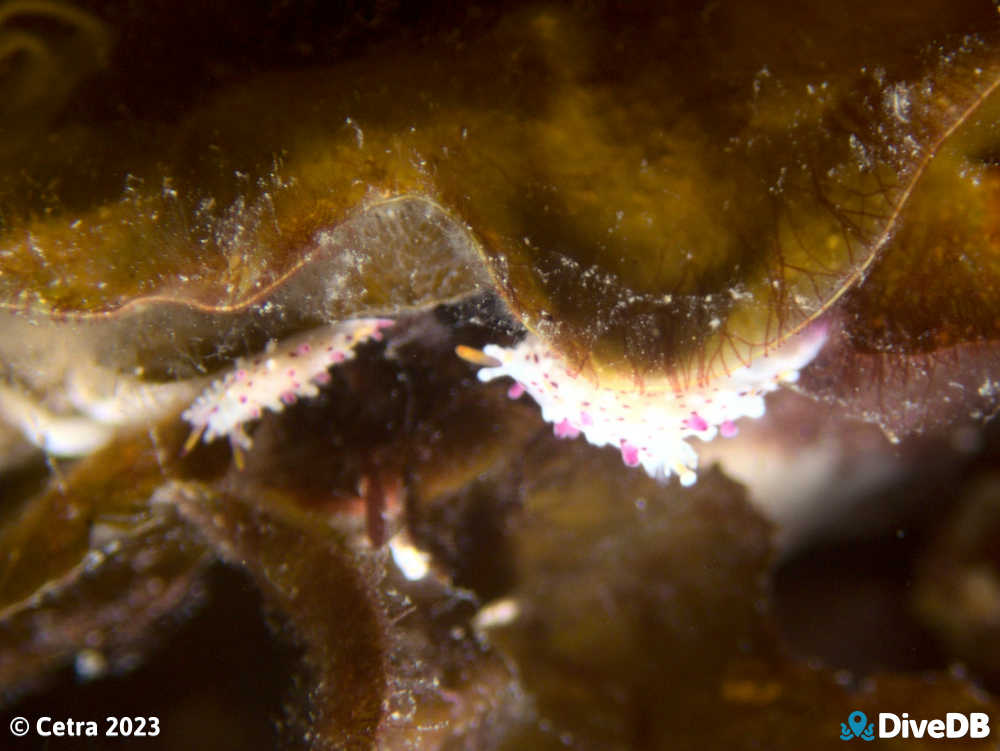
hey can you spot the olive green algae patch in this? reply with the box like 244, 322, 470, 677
3, 1, 1000, 391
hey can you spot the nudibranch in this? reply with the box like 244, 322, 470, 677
460, 323, 829, 486
182, 317, 393, 460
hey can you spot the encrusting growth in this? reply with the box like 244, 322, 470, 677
461, 323, 829, 486
182, 318, 393, 461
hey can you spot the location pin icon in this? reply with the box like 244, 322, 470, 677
848, 711, 868, 738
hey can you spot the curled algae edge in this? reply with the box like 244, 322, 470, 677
0, 195, 484, 319
806, 69, 1000, 332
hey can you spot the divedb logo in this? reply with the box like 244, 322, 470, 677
840, 710, 991, 741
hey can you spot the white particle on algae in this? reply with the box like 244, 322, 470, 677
468, 323, 829, 487
182, 317, 393, 456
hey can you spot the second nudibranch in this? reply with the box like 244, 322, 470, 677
182, 318, 394, 459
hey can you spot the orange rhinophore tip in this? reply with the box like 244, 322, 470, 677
182, 424, 206, 455
455, 345, 501, 367
231, 441, 246, 471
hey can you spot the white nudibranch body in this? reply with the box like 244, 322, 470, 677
182, 317, 393, 451
474, 323, 829, 486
